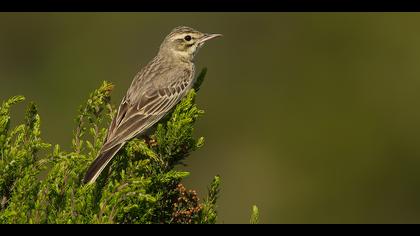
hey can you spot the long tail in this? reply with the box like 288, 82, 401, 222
83, 142, 125, 184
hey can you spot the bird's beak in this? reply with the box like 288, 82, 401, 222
199, 33, 223, 43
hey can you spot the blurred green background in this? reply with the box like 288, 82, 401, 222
2, 13, 420, 223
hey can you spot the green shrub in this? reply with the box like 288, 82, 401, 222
0, 68, 229, 224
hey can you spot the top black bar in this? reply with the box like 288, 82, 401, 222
0, 0, 419, 12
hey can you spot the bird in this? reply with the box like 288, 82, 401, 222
83, 26, 222, 184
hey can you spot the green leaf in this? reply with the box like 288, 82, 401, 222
250, 205, 259, 224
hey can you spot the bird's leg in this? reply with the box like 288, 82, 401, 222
144, 135, 158, 147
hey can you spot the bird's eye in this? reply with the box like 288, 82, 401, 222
184, 35, 192, 41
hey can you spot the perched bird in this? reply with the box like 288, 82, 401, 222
83, 26, 222, 184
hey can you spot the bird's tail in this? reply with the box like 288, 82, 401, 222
83, 142, 125, 184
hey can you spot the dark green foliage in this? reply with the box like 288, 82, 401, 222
0, 70, 224, 224
199, 175, 220, 224
0, 97, 51, 223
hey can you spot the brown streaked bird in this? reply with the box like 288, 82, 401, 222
83, 26, 222, 184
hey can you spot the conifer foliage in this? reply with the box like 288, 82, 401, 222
0, 69, 225, 224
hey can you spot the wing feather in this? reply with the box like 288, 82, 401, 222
102, 78, 191, 153
84, 60, 195, 184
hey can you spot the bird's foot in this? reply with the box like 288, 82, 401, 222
144, 136, 158, 147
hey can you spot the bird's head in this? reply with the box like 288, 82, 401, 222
159, 26, 222, 62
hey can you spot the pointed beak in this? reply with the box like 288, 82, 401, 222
199, 33, 223, 43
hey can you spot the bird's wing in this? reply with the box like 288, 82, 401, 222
101, 77, 192, 153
